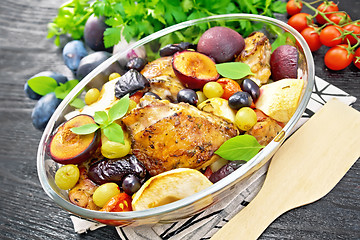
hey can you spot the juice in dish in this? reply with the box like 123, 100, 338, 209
46, 26, 304, 214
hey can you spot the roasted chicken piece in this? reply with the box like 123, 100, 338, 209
122, 97, 238, 176
141, 56, 185, 101
246, 116, 283, 146
69, 167, 100, 210
236, 32, 272, 86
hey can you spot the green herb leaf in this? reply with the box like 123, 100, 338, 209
70, 123, 99, 135
216, 62, 253, 80
215, 135, 265, 161
108, 94, 130, 122
54, 79, 79, 99
27, 76, 58, 96
69, 98, 85, 109
271, 32, 296, 52
94, 111, 109, 125
103, 122, 124, 143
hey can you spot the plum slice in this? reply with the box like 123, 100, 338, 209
47, 114, 100, 165
172, 50, 219, 89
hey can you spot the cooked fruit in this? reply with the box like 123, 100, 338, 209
197, 97, 237, 123
234, 107, 257, 131
235, 32, 272, 86
55, 164, 80, 190
93, 182, 121, 208
122, 98, 238, 176
209, 161, 246, 183
197, 26, 245, 63
114, 69, 150, 99
160, 42, 195, 57
47, 114, 100, 164
228, 91, 253, 110
132, 168, 213, 211
172, 50, 219, 89
270, 45, 299, 81
240, 78, 260, 101
256, 78, 304, 123
177, 89, 198, 106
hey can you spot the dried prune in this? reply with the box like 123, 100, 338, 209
209, 161, 246, 183
126, 57, 147, 72
114, 69, 150, 99
159, 42, 195, 57
88, 155, 147, 185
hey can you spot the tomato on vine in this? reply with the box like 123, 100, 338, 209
324, 44, 354, 70
354, 48, 360, 69
286, 0, 303, 16
316, 1, 339, 25
301, 27, 322, 51
328, 12, 351, 25
343, 24, 360, 45
288, 13, 313, 33
320, 25, 343, 47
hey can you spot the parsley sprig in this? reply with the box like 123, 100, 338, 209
48, 0, 287, 48
70, 94, 130, 143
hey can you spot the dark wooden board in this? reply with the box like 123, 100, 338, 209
0, 0, 359, 239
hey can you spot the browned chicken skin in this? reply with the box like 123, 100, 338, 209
122, 97, 238, 176
246, 117, 282, 146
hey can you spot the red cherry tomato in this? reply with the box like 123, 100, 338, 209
288, 13, 313, 33
216, 78, 242, 100
353, 47, 360, 69
343, 24, 360, 45
316, 1, 339, 25
301, 27, 322, 52
286, 0, 303, 16
129, 91, 143, 103
324, 44, 354, 70
328, 12, 351, 25
320, 25, 342, 47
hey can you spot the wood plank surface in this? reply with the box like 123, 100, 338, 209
0, 0, 359, 239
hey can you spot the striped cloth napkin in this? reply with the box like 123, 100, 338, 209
70, 76, 357, 239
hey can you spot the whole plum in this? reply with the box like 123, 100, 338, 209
270, 45, 299, 81
76, 51, 124, 82
84, 15, 111, 52
62, 40, 88, 73
197, 26, 245, 63
209, 161, 246, 183
31, 92, 61, 130
24, 71, 68, 100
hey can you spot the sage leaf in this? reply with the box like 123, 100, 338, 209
108, 94, 130, 122
27, 76, 58, 96
94, 111, 108, 125
216, 62, 253, 80
70, 123, 99, 135
215, 135, 264, 161
103, 122, 124, 144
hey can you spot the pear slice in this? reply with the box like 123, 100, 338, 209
256, 78, 304, 123
132, 168, 213, 211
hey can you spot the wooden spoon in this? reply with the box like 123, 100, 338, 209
211, 99, 360, 240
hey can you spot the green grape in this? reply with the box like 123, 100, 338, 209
55, 164, 80, 190
101, 133, 131, 159
109, 72, 121, 81
196, 91, 207, 106
235, 107, 257, 131
84, 88, 100, 105
93, 182, 121, 207
203, 82, 224, 99
127, 99, 137, 113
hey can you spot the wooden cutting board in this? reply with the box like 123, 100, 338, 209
211, 99, 360, 240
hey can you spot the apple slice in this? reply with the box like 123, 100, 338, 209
255, 78, 304, 123
132, 168, 213, 211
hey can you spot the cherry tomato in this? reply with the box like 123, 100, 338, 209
328, 12, 351, 25
129, 91, 143, 103
301, 27, 322, 51
204, 167, 213, 179
343, 24, 360, 45
288, 13, 313, 33
324, 44, 354, 70
95, 193, 133, 226
216, 78, 242, 100
316, 1, 339, 25
353, 47, 360, 69
286, 0, 303, 16
320, 25, 342, 47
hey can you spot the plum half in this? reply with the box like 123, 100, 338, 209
47, 114, 100, 165
172, 50, 219, 89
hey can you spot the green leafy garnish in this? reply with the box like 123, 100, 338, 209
70, 94, 130, 143
27, 76, 85, 107
215, 135, 265, 161
48, 0, 287, 48
216, 62, 253, 80
267, 25, 296, 52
